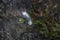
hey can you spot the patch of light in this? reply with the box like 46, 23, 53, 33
28, 20, 32, 25
22, 11, 30, 18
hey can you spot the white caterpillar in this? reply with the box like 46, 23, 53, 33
22, 11, 32, 25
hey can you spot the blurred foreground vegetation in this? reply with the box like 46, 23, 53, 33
31, 0, 60, 40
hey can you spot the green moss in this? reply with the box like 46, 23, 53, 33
19, 18, 26, 23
